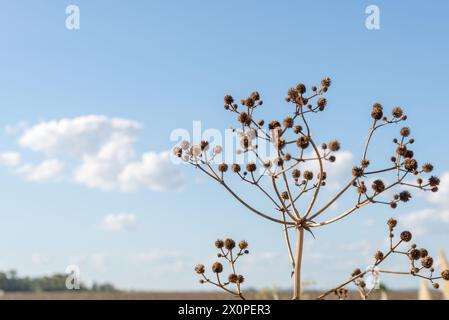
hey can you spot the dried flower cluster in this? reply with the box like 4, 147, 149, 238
195, 238, 249, 300
174, 78, 444, 299
319, 218, 449, 299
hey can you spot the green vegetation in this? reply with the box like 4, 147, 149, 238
0, 270, 117, 292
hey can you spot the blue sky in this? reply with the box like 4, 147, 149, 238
0, 0, 448, 292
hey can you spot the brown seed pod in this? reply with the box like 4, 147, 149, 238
195, 264, 205, 274
441, 270, 449, 281
372, 179, 385, 193
421, 256, 434, 269
215, 239, 224, 249
218, 163, 228, 173
408, 248, 421, 261
400, 231, 412, 242
387, 218, 398, 229
232, 164, 241, 173
212, 262, 223, 273
224, 238, 236, 250
375, 250, 384, 261
238, 240, 248, 250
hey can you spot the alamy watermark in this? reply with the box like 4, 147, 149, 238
365, 5, 380, 30
66, 5, 80, 30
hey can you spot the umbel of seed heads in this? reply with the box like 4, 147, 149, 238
194, 238, 249, 299
176, 77, 443, 300
339, 218, 449, 299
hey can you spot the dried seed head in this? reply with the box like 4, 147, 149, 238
245, 97, 255, 108
263, 160, 272, 169
212, 262, 223, 273
400, 127, 411, 137
352, 268, 362, 277
372, 179, 386, 193
284, 153, 292, 161
400, 231, 413, 242
321, 77, 332, 88
274, 157, 284, 167
237, 275, 245, 283
218, 163, 228, 173
228, 273, 238, 283
246, 163, 257, 173
268, 120, 281, 130
250, 91, 260, 101
296, 83, 306, 94
318, 171, 327, 180
303, 171, 313, 180
397, 145, 408, 156
238, 240, 248, 250
420, 248, 429, 258
390, 202, 397, 209
399, 190, 412, 202
173, 147, 182, 157
392, 107, 403, 118
371, 103, 383, 120
258, 120, 265, 126
224, 238, 236, 250
292, 169, 301, 179
238, 112, 252, 126
215, 239, 224, 249
195, 264, 205, 274
352, 167, 364, 177
433, 283, 440, 289
224, 95, 234, 105
422, 163, 434, 173
408, 249, 421, 260
411, 267, 419, 274
329, 140, 341, 152
375, 250, 384, 261
281, 191, 289, 200
328, 155, 336, 162
361, 159, 370, 168
284, 117, 294, 128
358, 182, 367, 194
232, 164, 241, 173
404, 150, 414, 159
441, 270, 449, 281
421, 256, 434, 268
296, 136, 310, 149
294, 125, 303, 134
404, 158, 418, 172
317, 98, 327, 109
429, 176, 440, 187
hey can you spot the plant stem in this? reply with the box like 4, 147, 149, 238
293, 227, 305, 299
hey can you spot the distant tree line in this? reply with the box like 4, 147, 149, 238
0, 270, 117, 292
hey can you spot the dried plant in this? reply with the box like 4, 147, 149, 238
195, 239, 249, 300
174, 78, 449, 299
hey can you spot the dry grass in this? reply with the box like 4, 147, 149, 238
0, 290, 443, 300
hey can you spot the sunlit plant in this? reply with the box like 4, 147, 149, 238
174, 78, 448, 299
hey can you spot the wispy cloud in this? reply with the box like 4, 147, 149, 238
2, 115, 183, 192
99, 213, 137, 232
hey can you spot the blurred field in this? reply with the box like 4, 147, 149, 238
0, 290, 443, 300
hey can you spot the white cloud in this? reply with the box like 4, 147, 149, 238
399, 171, 449, 236
7, 115, 182, 192
19, 115, 141, 157
118, 151, 183, 192
302, 150, 354, 190
0, 152, 21, 167
427, 172, 449, 205
400, 208, 449, 236
16, 159, 64, 182
99, 213, 137, 232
